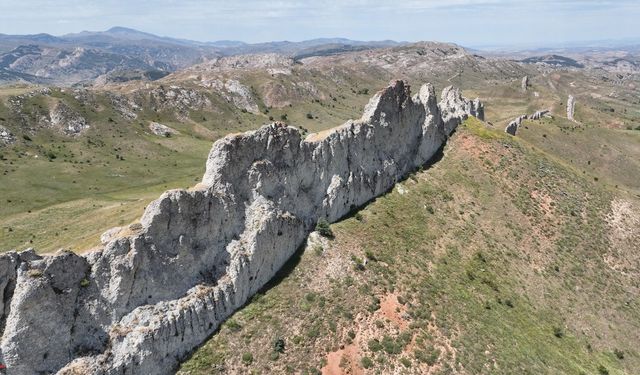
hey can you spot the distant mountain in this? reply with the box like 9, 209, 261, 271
0, 27, 404, 85
520, 54, 584, 68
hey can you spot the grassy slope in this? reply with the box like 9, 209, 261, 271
179, 118, 639, 375
0, 73, 374, 252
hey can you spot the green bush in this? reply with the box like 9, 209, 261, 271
273, 337, 285, 353
368, 339, 382, 352
361, 356, 374, 369
306, 113, 314, 119
400, 357, 412, 368
614, 349, 624, 359
226, 319, 242, 332
598, 365, 609, 375
553, 326, 564, 338
241, 352, 253, 365
315, 218, 333, 238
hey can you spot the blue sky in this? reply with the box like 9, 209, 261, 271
1, 0, 638, 47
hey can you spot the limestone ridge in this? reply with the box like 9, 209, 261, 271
505, 109, 551, 135
0, 80, 482, 374
567, 95, 576, 122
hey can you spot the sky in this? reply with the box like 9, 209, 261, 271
0, 0, 639, 48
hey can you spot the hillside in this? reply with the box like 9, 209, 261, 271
0, 39, 638, 374
180, 118, 640, 375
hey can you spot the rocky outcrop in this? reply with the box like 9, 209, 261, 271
505, 115, 527, 135
567, 95, 576, 121
206, 79, 260, 114
528, 109, 550, 120
522, 76, 528, 91
0, 126, 15, 146
0, 80, 482, 375
108, 93, 141, 121
149, 122, 179, 137
149, 85, 212, 121
49, 102, 90, 135
505, 109, 551, 135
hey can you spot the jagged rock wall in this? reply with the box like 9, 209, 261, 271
504, 109, 551, 135
0, 80, 482, 375
522, 76, 528, 92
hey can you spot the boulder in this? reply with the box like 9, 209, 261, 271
148, 122, 179, 137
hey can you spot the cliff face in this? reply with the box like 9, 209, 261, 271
0, 80, 482, 375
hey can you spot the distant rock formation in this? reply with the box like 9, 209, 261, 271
505, 115, 527, 135
522, 76, 529, 91
529, 109, 550, 120
567, 95, 576, 121
148, 122, 179, 137
0, 80, 482, 375
505, 109, 551, 135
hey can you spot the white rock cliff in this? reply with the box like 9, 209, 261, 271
0, 80, 482, 374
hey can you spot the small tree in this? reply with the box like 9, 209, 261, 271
315, 218, 333, 238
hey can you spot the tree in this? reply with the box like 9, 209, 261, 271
315, 218, 333, 238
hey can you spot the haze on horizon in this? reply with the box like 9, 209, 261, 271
1, 0, 639, 48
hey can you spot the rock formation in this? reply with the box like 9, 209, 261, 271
49, 102, 90, 135
0, 80, 482, 375
505, 115, 527, 135
522, 76, 529, 91
0, 126, 15, 146
528, 109, 550, 120
149, 122, 179, 137
505, 109, 551, 135
567, 95, 576, 121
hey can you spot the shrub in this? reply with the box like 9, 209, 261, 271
368, 339, 382, 352
80, 278, 90, 287
273, 337, 285, 353
400, 357, 412, 368
241, 352, 253, 365
614, 349, 624, 359
280, 114, 288, 121
315, 218, 333, 238
381, 335, 402, 355
306, 113, 314, 119
226, 319, 242, 332
364, 250, 377, 262
553, 326, 564, 338
361, 356, 374, 369
598, 365, 609, 375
